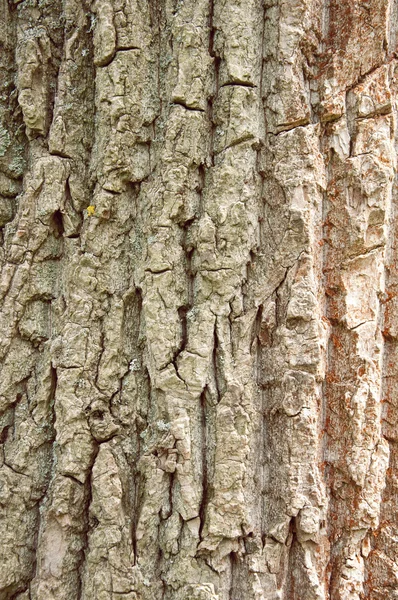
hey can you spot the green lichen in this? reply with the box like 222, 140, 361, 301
8, 155, 26, 178
0, 124, 11, 158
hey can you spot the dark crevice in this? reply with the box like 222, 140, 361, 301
212, 322, 221, 403
160, 571, 167, 600
202, 556, 219, 575
221, 81, 257, 89
49, 149, 72, 159
145, 365, 153, 423
62, 472, 84, 486
181, 211, 196, 309
76, 442, 99, 600
208, 0, 220, 168
207, 95, 216, 167
167, 470, 175, 520
215, 135, 256, 158
259, 3, 267, 111
0, 423, 11, 444
285, 518, 302, 598
3, 460, 29, 477
273, 118, 311, 134
131, 366, 146, 569
177, 305, 189, 354
49, 364, 58, 425
94, 321, 105, 390
9, 586, 31, 600
251, 303, 264, 349
355, 105, 391, 121
197, 163, 206, 218
174, 214, 196, 368
116, 45, 140, 52
345, 58, 394, 94
50, 209, 64, 238
145, 267, 171, 275
96, 46, 140, 68
186, 247, 195, 306
131, 473, 138, 564
131, 365, 152, 566
243, 250, 258, 307
172, 100, 205, 112
198, 388, 208, 541
229, 551, 239, 600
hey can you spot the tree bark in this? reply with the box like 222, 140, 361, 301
1, 0, 398, 598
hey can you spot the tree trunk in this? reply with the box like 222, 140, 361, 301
1, 0, 397, 598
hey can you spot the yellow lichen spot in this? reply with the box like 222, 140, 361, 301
87, 205, 96, 216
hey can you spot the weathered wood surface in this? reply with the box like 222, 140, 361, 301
0, 1, 398, 598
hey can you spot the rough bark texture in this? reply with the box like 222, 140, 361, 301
0, 0, 398, 598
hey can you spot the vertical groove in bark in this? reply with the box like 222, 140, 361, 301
1, 1, 398, 599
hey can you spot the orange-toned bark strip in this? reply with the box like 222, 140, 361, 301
320, 2, 397, 597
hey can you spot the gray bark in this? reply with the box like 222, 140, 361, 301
0, 0, 398, 598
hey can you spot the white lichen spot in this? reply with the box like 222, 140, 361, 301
156, 420, 170, 431
129, 358, 140, 371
